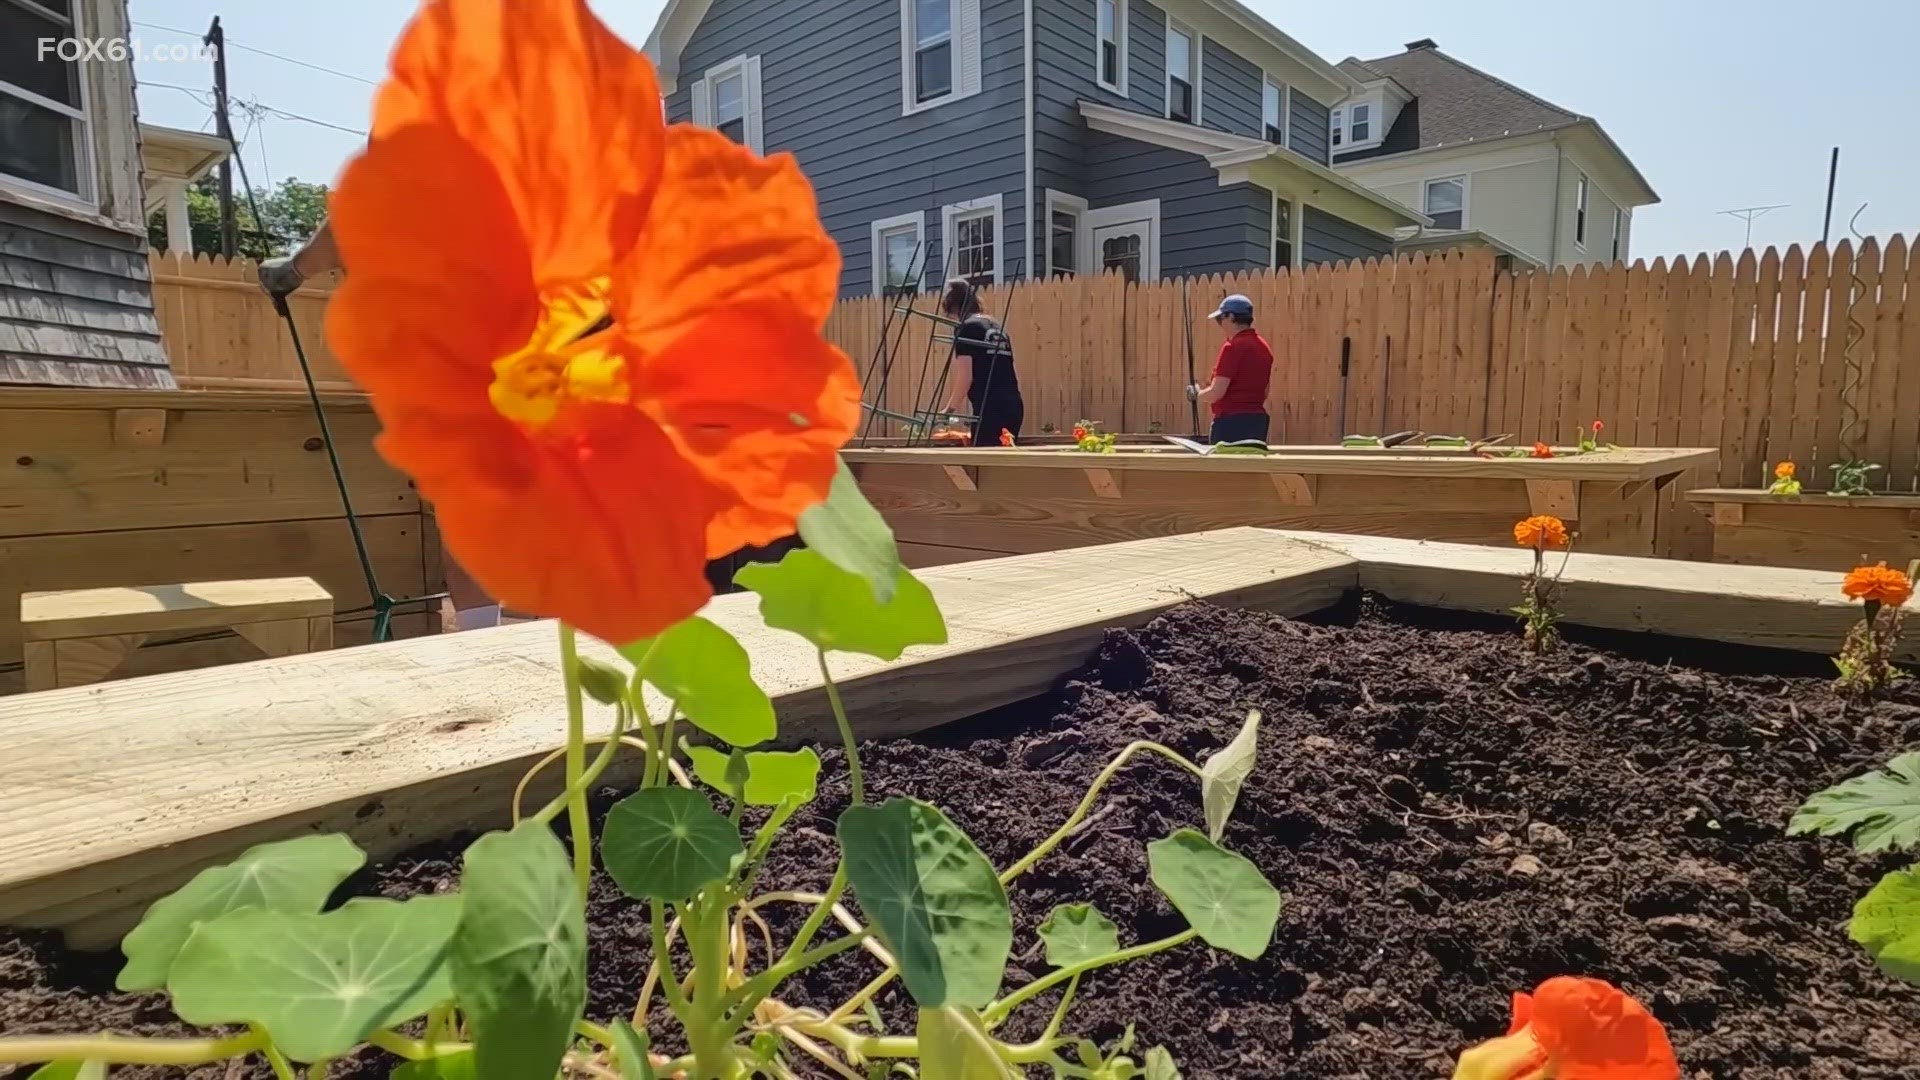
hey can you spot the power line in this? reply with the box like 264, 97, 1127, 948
142, 81, 367, 137
132, 20, 378, 85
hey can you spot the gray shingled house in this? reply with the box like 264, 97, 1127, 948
1331, 39, 1658, 270
645, 0, 1426, 298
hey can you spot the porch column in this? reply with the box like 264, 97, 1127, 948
163, 183, 193, 255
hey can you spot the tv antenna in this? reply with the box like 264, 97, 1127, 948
1717, 203, 1789, 249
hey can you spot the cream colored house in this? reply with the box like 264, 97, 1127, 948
1331, 39, 1657, 270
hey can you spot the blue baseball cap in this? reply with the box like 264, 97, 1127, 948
1209, 293, 1254, 320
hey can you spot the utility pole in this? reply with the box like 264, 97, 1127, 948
1821, 147, 1840, 246
204, 17, 237, 258
1717, 204, 1788, 250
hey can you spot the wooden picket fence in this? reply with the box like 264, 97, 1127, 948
151, 238, 1920, 559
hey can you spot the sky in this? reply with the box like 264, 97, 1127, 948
129, 0, 1919, 261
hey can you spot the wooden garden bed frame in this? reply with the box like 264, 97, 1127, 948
1687, 488, 1920, 572
0, 527, 1886, 950
846, 445, 1717, 567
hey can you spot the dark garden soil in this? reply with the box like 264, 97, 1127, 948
7, 598, 1920, 1078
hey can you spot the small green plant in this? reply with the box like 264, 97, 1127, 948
1830, 458, 1883, 496
0, 472, 1277, 1080
1072, 419, 1119, 454
1041, 421, 1059, 435
1791, 753, 1920, 987
1575, 418, 1611, 454
1768, 460, 1803, 496
1833, 562, 1913, 695
1147, 419, 1164, 434
1511, 516, 1573, 655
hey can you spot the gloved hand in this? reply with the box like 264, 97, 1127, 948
257, 256, 306, 298
1184, 382, 1200, 402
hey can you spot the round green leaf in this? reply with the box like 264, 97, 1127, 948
1200, 711, 1260, 842
916, 1006, 1017, 1080
619, 616, 774, 747
687, 745, 821, 806
798, 458, 902, 604
450, 822, 588, 1080
1037, 903, 1120, 968
837, 798, 1011, 1008
736, 549, 946, 661
1790, 752, 1920, 853
1146, 829, 1281, 960
603, 787, 744, 901
119, 833, 365, 991
1850, 867, 1920, 985
1144, 1045, 1184, 1080
167, 894, 460, 1062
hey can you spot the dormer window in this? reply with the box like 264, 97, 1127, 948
1349, 102, 1371, 142
1332, 99, 1379, 149
1330, 107, 1343, 147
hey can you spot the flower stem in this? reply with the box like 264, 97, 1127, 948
0, 1031, 268, 1067
983, 929, 1198, 1025
559, 623, 593, 898
818, 650, 862, 805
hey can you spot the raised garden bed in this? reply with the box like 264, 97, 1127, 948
847, 445, 1716, 568
1, 530, 1912, 1078
1688, 488, 1920, 572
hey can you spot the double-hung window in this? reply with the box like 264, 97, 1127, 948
1095, 0, 1125, 93
1610, 208, 1623, 262
1262, 78, 1287, 144
1165, 20, 1197, 124
1273, 197, 1294, 269
1575, 172, 1589, 247
943, 195, 1000, 287
693, 55, 763, 154
0, 0, 93, 203
1330, 107, 1344, 148
911, 0, 951, 103
871, 211, 925, 297
903, 0, 979, 112
1348, 102, 1371, 143
1424, 176, 1466, 230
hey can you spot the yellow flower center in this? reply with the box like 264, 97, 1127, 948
488, 278, 629, 429
1452, 1028, 1549, 1080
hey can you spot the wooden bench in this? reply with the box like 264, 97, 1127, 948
21, 577, 335, 692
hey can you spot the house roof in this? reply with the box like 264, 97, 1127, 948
1336, 42, 1579, 160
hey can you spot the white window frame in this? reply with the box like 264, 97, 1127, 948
1270, 192, 1300, 270
1347, 101, 1372, 144
1422, 174, 1469, 231
901, 0, 981, 115
941, 193, 1003, 286
1163, 17, 1200, 125
1086, 198, 1161, 282
1331, 95, 1381, 151
1261, 75, 1288, 146
1610, 206, 1624, 262
1330, 106, 1344, 148
1044, 189, 1089, 278
1574, 171, 1589, 248
0, 0, 97, 210
1094, 0, 1127, 95
871, 210, 927, 298
690, 54, 763, 154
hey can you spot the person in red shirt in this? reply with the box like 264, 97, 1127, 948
1188, 293, 1274, 444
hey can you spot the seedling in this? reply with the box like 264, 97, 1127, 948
1768, 461, 1803, 497
1072, 419, 1119, 454
1041, 421, 1059, 435
1832, 561, 1913, 696
1829, 458, 1882, 497
0, 474, 1277, 1080
1575, 418, 1611, 455
1512, 515, 1573, 654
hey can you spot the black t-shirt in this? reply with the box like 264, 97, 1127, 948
952, 315, 1019, 406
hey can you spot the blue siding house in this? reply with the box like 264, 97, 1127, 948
646, 0, 1424, 298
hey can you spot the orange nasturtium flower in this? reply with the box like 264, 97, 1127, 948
325, 0, 858, 645
1843, 563, 1914, 608
1072, 424, 1090, 441
999, 428, 1015, 447
1514, 515, 1569, 550
1454, 977, 1677, 1080
1774, 460, 1796, 480
1531, 441, 1555, 459
1592, 419, 1604, 434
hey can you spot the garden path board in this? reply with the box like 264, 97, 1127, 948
0, 529, 1355, 948
845, 445, 1715, 564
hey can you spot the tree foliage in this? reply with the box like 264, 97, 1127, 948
147, 175, 329, 259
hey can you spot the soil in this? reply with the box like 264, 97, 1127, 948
7, 598, 1920, 1079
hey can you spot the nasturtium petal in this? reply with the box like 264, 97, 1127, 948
1146, 829, 1281, 960
118, 833, 365, 992
687, 745, 821, 806
797, 458, 901, 604
837, 798, 1011, 1008
736, 549, 946, 660
1200, 710, 1260, 842
916, 1006, 1018, 1080
1789, 752, 1920, 853
603, 787, 744, 901
393, 1052, 478, 1080
1850, 868, 1920, 986
619, 616, 775, 747
1037, 903, 1121, 968
449, 823, 587, 1080
167, 895, 460, 1062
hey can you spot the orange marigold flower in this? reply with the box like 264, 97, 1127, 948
1775, 460, 1796, 479
1514, 515, 1569, 550
1531, 442, 1555, 459
325, 0, 858, 645
1072, 425, 1090, 441
999, 428, 1015, 447
1843, 563, 1914, 608
1453, 977, 1677, 1080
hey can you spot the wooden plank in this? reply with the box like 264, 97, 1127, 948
1738, 248, 1783, 488
1701, 251, 1743, 486
1693, 500, 1920, 572
942, 465, 978, 492
22, 577, 334, 641
52, 633, 148, 688
1687, 488, 1920, 509
234, 618, 324, 658
1896, 239, 1920, 492
21, 640, 55, 694
843, 447, 1719, 482
1787, 243, 1830, 478
1525, 479, 1579, 520
1084, 467, 1122, 498
111, 408, 167, 449
1268, 473, 1316, 506
1275, 531, 1917, 661
1713, 502, 1744, 527
896, 541, 998, 569
1761, 246, 1807, 473
1814, 240, 1856, 480
1863, 236, 1906, 486
0, 530, 1360, 944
